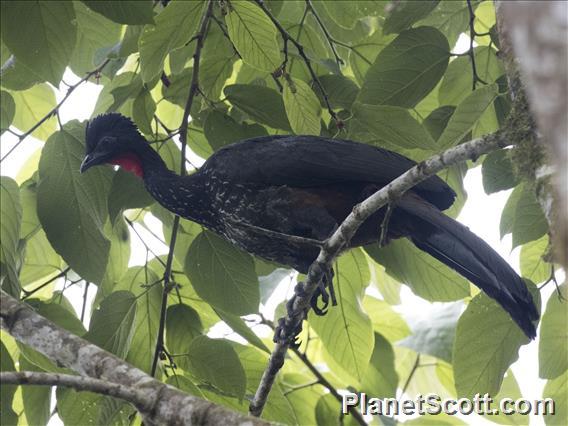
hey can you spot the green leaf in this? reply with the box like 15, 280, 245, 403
453, 286, 539, 398
56, 388, 101, 426
10, 84, 57, 141
224, 84, 291, 131
0, 177, 22, 297
0, 341, 18, 426
84, 291, 137, 358
165, 303, 203, 363
184, 230, 260, 316
309, 250, 374, 383
225, 1, 282, 72
423, 105, 455, 141
383, 0, 440, 34
439, 46, 504, 106
132, 89, 156, 136
0, 55, 43, 91
186, 336, 247, 400
361, 332, 399, 398
204, 110, 267, 151
520, 235, 550, 284
162, 67, 193, 108
314, 75, 359, 110
214, 308, 269, 353
500, 183, 548, 248
358, 27, 450, 108
199, 54, 236, 100
139, 0, 205, 82
37, 122, 112, 284
69, 1, 122, 76
539, 284, 567, 379
315, 394, 341, 426
1, 1, 76, 85
27, 299, 87, 337
482, 148, 519, 194
363, 296, 411, 342
81, 0, 154, 24
166, 374, 204, 398
20, 229, 62, 287
418, 0, 470, 47
399, 302, 462, 362
366, 239, 470, 302
115, 267, 162, 373
108, 169, 155, 223
350, 30, 395, 85
437, 83, 499, 149
321, 1, 361, 29
543, 371, 567, 426
351, 102, 437, 150
0, 90, 15, 134
19, 357, 51, 426
283, 78, 321, 135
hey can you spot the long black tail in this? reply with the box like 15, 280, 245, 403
396, 195, 539, 339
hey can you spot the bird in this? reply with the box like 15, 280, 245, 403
80, 113, 539, 339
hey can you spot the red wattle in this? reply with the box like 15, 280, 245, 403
110, 153, 143, 178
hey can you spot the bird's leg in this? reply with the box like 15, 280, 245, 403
310, 266, 336, 315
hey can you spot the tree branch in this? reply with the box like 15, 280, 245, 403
0, 290, 268, 426
150, 0, 214, 377
249, 131, 512, 416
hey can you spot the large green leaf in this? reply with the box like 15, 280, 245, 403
399, 302, 462, 363
107, 168, 155, 223
37, 122, 112, 284
283, 78, 321, 135
363, 296, 411, 342
165, 303, 203, 363
0, 341, 18, 426
139, 0, 205, 82
215, 308, 270, 353
0, 90, 15, 134
439, 46, 504, 106
199, 55, 236, 100
84, 290, 137, 358
184, 230, 260, 316
185, 336, 247, 400
500, 183, 548, 248
437, 83, 499, 149
361, 332, 399, 399
539, 284, 567, 379
224, 84, 291, 131
19, 357, 51, 426
69, 1, 122, 76
115, 267, 162, 373
351, 102, 437, 150
453, 286, 539, 398
358, 26, 450, 108
225, 1, 282, 72
56, 388, 101, 426
81, 0, 154, 24
0, 1, 76, 85
418, 0, 470, 47
314, 75, 359, 110
0, 177, 22, 297
383, 0, 440, 34
309, 250, 374, 383
321, 1, 362, 29
203, 110, 268, 151
366, 239, 470, 302
482, 148, 519, 194
10, 84, 57, 141
543, 371, 567, 426
520, 235, 550, 284
350, 30, 395, 85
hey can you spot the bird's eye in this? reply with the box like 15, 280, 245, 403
99, 136, 115, 147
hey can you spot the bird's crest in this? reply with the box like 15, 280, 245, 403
85, 113, 141, 153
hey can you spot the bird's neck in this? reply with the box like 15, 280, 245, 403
131, 144, 213, 226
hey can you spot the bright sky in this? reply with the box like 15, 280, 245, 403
1, 42, 561, 425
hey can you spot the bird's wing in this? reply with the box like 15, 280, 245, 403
203, 135, 456, 210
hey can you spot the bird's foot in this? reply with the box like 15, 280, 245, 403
273, 283, 309, 348
310, 266, 337, 315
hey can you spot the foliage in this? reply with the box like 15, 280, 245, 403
0, 1, 564, 425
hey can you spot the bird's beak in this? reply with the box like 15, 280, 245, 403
80, 154, 95, 173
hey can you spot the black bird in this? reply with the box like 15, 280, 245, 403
80, 113, 539, 339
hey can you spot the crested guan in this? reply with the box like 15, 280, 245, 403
80, 113, 539, 339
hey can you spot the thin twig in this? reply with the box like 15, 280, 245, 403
249, 131, 512, 416
150, 0, 214, 377
1, 59, 111, 163
80, 282, 90, 323
21, 267, 71, 300
124, 218, 167, 267
399, 354, 420, 398
466, 0, 488, 90
305, 0, 344, 68
253, 0, 339, 124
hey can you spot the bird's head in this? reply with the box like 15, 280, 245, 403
80, 113, 147, 178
